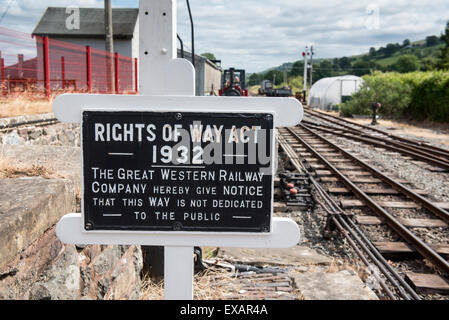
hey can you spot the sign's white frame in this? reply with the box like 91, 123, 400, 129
54, 0, 303, 300
53, 94, 303, 128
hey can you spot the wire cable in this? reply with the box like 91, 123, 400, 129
186, 0, 195, 68
0, 0, 16, 25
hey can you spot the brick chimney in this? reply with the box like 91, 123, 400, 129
18, 54, 24, 78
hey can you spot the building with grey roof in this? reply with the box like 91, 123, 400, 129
180, 50, 222, 96
32, 7, 222, 96
33, 7, 139, 59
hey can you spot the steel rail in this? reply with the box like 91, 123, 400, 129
313, 186, 401, 300
278, 134, 398, 299
344, 216, 421, 300
329, 212, 397, 299
303, 119, 449, 164
287, 125, 449, 275
278, 132, 420, 300
308, 165, 420, 300
0, 118, 59, 131
332, 216, 400, 300
393, 140, 449, 159
304, 107, 394, 137
303, 121, 449, 170
303, 122, 449, 170
303, 115, 449, 162
303, 112, 449, 164
304, 108, 449, 158
297, 124, 449, 223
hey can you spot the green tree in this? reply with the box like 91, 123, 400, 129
339, 57, 351, 70
385, 43, 400, 56
426, 35, 440, 47
340, 71, 414, 118
377, 47, 386, 56
332, 58, 341, 71
362, 55, 371, 62
265, 70, 284, 85
392, 55, 420, 73
421, 58, 436, 71
369, 47, 377, 57
200, 52, 217, 61
438, 21, 449, 70
352, 61, 372, 76
403, 39, 411, 47
289, 60, 304, 77
248, 72, 264, 86
314, 60, 334, 81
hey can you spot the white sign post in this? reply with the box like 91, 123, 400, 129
54, 0, 303, 300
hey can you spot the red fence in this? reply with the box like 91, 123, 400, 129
0, 26, 138, 99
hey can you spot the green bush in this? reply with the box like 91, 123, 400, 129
340, 71, 449, 122
286, 76, 304, 93
392, 55, 420, 73
409, 71, 449, 121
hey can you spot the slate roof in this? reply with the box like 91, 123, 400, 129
179, 49, 222, 71
32, 7, 138, 39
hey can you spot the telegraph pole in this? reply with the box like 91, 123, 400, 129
302, 46, 308, 103
105, 0, 115, 92
309, 45, 314, 88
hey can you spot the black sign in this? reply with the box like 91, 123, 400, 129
82, 111, 273, 233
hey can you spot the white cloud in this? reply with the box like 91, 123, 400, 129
176, 0, 449, 72
1, 0, 448, 72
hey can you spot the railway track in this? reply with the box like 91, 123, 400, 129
0, 117, 59, 133
302, 108, 449, 172
277, 124, 449, 300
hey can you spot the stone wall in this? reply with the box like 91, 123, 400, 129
0, 113, 56, 129
0, 123, 145, 300
0, 113, 80, 147
0, 227, 143, 300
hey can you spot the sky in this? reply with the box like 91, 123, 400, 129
0, 0, 448, 73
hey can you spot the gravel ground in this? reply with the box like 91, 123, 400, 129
278, 152, 389, 299
283, 123, 449, 300
326, 133, 449, 210
305, 115, 449, 203
358, 121, 449, 153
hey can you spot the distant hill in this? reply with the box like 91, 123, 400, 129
258, 59, 325, 74
258, 62, 293, 75
249, 35, 445, 86
257, 38, 443, 73
352, 39, 444, 69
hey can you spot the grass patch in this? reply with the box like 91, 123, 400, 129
248, 85, 260, 96
250, 75, 306, 96
0, 93, 53, 118
139, 269, 244, 300
0, 157, 56, 179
